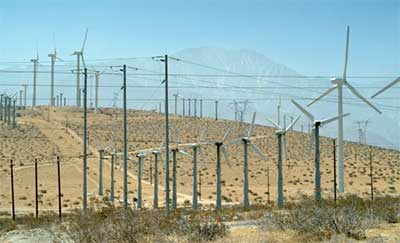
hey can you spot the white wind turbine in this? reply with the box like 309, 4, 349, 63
206, 127, 232, 210
307, 26, 382, 193
72, 28, 88, 107
48, 35, 63, 106
30, 49, 39, 107
292, 100, 350, 201
90, 67, 108, 113
182, 129, 207, 209
171, 128, 193, 209
371, 77, 400, 99
223, 112, 267, 208
266, 115, 300, 208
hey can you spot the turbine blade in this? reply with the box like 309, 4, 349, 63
222, 127, 232, 142
320, 113, 350, 126
307, 85, 337, 107
291, 100, 314, 121
371, 77, 400, 98
81, 28, 88, 52
266, 117, 281, 129
247, 112, 257, 137
249, 143, 267, 161
178, 150, 193, 159
199, 128, 207, 144
198, 147, 207, 167
81, 55, 86, 69
285, 116, 300, 132
221, 147, 232, 168
343, 26, 350, 79
344, 81, 382, 114
224, 139, 242, 146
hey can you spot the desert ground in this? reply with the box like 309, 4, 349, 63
0, 106, 399, 214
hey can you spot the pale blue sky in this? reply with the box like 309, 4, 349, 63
0, 0, 398, 76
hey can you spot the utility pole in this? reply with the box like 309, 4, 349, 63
173, 93, 178, 116
95, 71, 99, 113
122, 65, 128, 208
0, 94, 3, 121
333, 139, 337, 202
162, 55, 171, 214
12, 99, 16, 128
23, 84, 27, 109
7, 97, 11, 126
182, 98, 185, 116
82, 68, 88, 215
188, 98, 191, 116
369, 151, 374, 201
30, 57, 39, 107
200, 99, 203, 118
215, 100, 218, 120
110, 152, 115, 203
19, 90, 23, 108
194, 98, 197, 117
98, 149, 104, 196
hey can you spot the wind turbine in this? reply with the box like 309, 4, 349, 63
48, 36, 63, 106
94, 141, 112, 196
371, 77, 400, 98
30, 50, 39, 107
223, 112, 267, 208
171, 128, 192, 209
72, 28, 88, 107
307, 26, 381, 193
183, 129, 207, 209
206, 127, 232, 210
266, 115, 300, 208
292, 100, 350, 201
90, 67, 108, 113
150, 141, 164, 209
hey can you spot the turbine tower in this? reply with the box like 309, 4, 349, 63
292, 100, 350, 201
48, 48, 63, 106
30, 51, 39, 107
72, 28, 88, 107
308, 26, 381, 193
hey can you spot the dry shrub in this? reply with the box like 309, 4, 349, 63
267, 196, 388, 241
64, 202, 228, 243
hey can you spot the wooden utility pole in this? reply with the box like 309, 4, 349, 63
35, 159, 39, 218
10, 160, 15, 220
57, 156, 62, 220
82, 68, 88, 215
369, 151, 374, 201
333, 139, 337, 203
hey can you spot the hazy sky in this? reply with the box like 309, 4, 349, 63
0, 0, 398, 76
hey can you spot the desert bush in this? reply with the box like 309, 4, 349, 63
63, 202, 229, 243
267, 196, 383, 241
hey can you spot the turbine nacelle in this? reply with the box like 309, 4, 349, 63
330, 77, 345, 85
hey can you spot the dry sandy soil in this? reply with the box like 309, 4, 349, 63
0, 106, 399, 213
